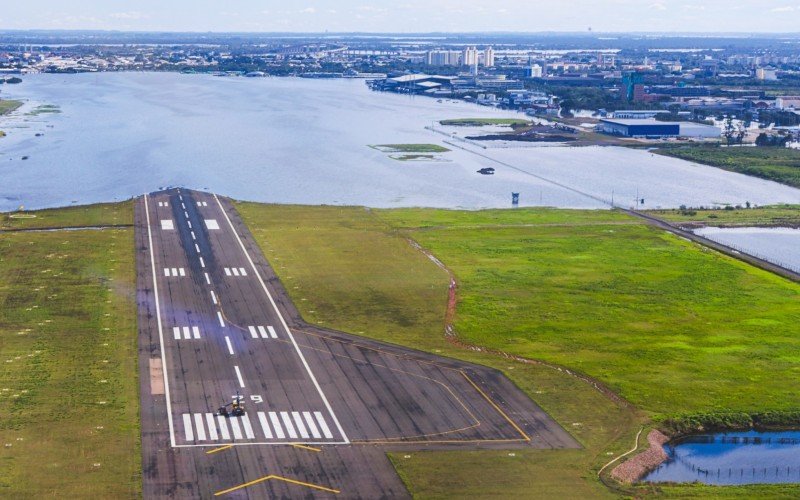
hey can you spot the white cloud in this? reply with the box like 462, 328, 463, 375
649, 3, 667, 10
770, 5, 796, 12
299, 7, 317, 14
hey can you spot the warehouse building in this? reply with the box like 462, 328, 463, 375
598, 119, 720, 139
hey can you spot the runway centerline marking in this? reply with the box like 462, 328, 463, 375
214, 193, 349, 444
225, 336, 234, 355
217, 311, 225, 327
211, 290, 218, 305
199, 257, 205, 268
234, 365, 245, 388
204, 272, 211, 284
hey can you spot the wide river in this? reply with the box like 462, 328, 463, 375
2, 72, 800, 211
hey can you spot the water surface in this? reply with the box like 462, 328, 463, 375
645, 431, 800, 485
2, 73, 799, 211
694, 226, 800, 273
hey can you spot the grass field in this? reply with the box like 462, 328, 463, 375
656, 146, 800, 189
370, 143, 451, 153
648, 204, 800, 227
0, 205, 139, 497
1, 201, 134, 230
0, 99, 22, 116
439, 118, 529, 127
237, 202, 800, 498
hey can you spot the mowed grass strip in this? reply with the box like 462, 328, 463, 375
656, 146, 800, 189
649, 204, 800, 227
379, 208, 800, 415
0, 226, 139, 497
1, 201, 134, 230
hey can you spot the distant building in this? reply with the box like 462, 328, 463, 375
462, 46, 478, 67
777, 96, 800, 110
611, 110, 669, 119
524, 64, 543, 78
622, 71, 644, 101
598, 119, 719, 139
756, 68, 778, 81
484, 46, 495, 67
426, 50, 461, 67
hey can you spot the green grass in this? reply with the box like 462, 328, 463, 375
237, 203, 800, 498
0, 99, 22, 116
648, 205, 800, 227
656, 146, 800, 189
371, 143, 451, 153
0, 222, 139, 497
25, 104, 61, 116
1, 201, 134, 230
439, 118, 529, 127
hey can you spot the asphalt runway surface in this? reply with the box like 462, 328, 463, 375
135, 189, 579, 498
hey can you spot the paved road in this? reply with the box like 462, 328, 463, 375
136, 189, 579, 499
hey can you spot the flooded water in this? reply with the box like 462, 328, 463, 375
693, 226, 800, 273
644, 430, 800, 485
1, 72, 800, 211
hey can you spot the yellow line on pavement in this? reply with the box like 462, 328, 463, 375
206, 444, 234, 455
214, 475, 339, 496
461, 371, 531, 442
292, 443, 322, 452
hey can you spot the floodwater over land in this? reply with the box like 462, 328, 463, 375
694, 226, 800, 273
645, 431, 800, 485
1, 72, 800, 211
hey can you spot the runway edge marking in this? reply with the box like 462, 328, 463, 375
144, 193, 177, 447
213, 193, 351, 444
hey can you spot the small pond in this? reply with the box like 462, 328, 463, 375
644, 430, 800, 485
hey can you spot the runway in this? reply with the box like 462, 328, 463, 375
135, 189, 579, 498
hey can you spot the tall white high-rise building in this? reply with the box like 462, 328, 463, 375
462, 46, 478, 67
426, 50, 461, 67
484, 46, 495, 67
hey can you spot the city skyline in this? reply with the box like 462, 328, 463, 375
2, 0, 800, 34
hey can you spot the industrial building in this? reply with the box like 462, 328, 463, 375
598, 119, 720, 139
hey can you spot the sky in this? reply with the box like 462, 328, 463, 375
1, 0, 799, 33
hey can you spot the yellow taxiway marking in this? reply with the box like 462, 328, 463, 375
292, 443, 322, 452
461, 371, 531, 441
214, 474, 339, 496
206, 444, 234, 455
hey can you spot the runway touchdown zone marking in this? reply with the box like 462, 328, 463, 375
224, 267, 248, 277
248, 325, 278, 339
163, 267, 186, 277
172, 326, 201, 340
160, 219, 174, 230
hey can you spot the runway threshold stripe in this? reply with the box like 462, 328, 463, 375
234, 365, 245, 388
257, 412, 273, 438
257, 326, 268, 339
269, 412, 285, 439
206, 413, 219, 440
280, 412, 298, 439
267, 326, 277, 339
182, 326, 190, 340
192, 326, 200, 339
217, 311, 225, 327
230, 417, 243, 440
241, 414, 256, 439
179, 268, 185, 277
225, 336, 234, 355
183, 414, 194, 441
173, 327, 180, 340
163, 268, 170, 277
314, 412, 333, 439
194, 413, 207, 441
303, 412, 321, 438
248, 326, 258, 339
292, 412, 310, 439
217, 415, 231, 440
224, 267, 232, 276
171, 267, 178, 276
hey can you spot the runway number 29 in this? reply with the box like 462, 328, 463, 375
250, 395, 263, 403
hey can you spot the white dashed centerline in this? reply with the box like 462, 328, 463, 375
234, 365, 245, 388
199, 257, 205, 268
210, 291, 218, 305
204, 272, 211, 285
217, 311, 225, 327
225, 336, 234, 355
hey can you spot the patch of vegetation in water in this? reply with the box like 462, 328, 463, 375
439, 117, 529, 127
25, 104, 62, 116
370, 143, 450, 153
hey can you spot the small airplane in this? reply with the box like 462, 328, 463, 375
216, 391, 246, 417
